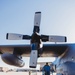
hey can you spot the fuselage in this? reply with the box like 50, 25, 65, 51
54, 44, 75, 75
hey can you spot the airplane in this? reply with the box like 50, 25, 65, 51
0, 11, 74, 75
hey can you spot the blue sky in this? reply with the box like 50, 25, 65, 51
0, 0, 75, 68
0, 0, 75, 44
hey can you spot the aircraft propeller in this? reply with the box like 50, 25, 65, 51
3, 12, 67, 68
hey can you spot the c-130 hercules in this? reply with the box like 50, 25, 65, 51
0, 12, 75, 75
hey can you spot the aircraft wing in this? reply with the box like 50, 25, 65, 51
0, 43, 68, 57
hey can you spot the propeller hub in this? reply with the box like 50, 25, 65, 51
31, 32, 41, 44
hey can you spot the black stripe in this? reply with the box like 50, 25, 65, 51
35, 12, 41, 14
65, 37, 67, 42
6, 33, 8, 39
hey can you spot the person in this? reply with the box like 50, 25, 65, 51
42, 63, 50, 75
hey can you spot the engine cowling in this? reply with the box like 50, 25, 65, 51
1, 53, 25, 67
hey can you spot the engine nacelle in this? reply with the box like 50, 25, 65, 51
1, 53, 25, 67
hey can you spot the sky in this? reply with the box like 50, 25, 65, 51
0, 0, 75, 69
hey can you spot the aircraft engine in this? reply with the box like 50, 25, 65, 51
1, 53, 25, 67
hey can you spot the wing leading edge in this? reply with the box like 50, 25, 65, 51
0, 44, 68, 57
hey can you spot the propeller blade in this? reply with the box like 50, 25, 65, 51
29, 43, 38, 68
6, 33, 31, 40
33, 12, 41, 33
41, 35, 67, 42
